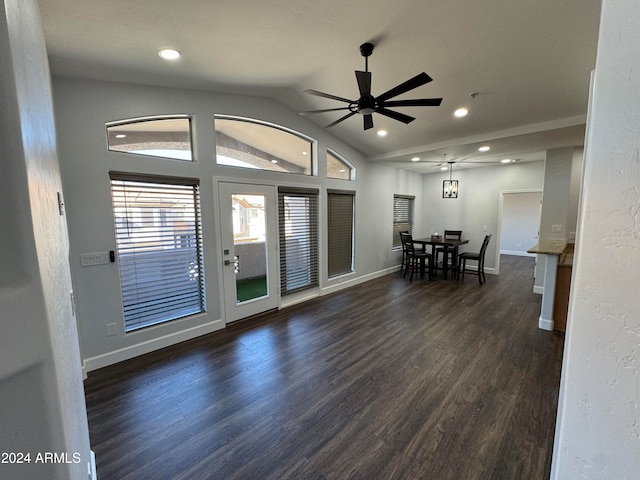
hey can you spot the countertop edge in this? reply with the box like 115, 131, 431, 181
527, 239, 567, 256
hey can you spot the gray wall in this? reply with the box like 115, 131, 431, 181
0, 0, 92, 478
52, 77, 425, 371
500, 191, 542, 256
541, 146, 584, 242
421, 161, 546, 274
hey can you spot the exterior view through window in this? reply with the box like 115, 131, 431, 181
231, 194, 269, 303
106, 116, 193, 161
327, 150, 354, 180
215, 116, 314, 175
110, 173, 205, 332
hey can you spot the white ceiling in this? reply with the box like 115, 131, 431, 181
38, 0, 602, 174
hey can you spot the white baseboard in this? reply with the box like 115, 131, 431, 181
280, 291, 320, 309
321, 265, 400, 296
459, 265, 497, 276
539, 316, 554, 331
83, 318, 225, 373
500, 250, 536, 257
533, 285, 544, 295
89, 450, 97, 480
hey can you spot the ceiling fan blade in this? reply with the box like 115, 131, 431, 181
376, 108, 415, 124
304, 89, 353, 104
376, 72, 433, 103
299, 107, 351, 115
355, 70, 371, 98
364, 114, 374, 130
325, 111, 357, 128
382, 98, 443, 108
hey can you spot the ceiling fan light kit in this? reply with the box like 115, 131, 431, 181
300, 42, 443, 131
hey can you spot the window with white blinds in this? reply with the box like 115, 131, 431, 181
393, 195, 414, 249
278, 187, 319, 295
327, 190, 355, 278
110, 173, 206, 332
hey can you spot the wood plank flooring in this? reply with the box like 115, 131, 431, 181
84, 255, 564, 480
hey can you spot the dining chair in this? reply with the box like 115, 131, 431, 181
399, 230, 410, 275
457, 234, 492, 284
435, 230, 462, 276
401, 233, 432, 281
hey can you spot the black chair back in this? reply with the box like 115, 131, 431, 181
479, 234, 492, 256
443, 230, 462, 240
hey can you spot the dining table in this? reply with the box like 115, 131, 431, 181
413, 237, 469, 280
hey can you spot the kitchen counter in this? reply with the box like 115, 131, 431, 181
559, 242, 574, 267
527, 239, 567, 256
527, 239, 568, 331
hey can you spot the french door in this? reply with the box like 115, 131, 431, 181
218, 182, 279, 323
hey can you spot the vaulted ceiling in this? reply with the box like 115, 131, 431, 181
38, 0, 602, 173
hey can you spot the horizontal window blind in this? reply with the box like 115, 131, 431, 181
278, 187, 319, 295
110, 173, 205, 332
393, 195, 414, 248
327, 190, 354, 278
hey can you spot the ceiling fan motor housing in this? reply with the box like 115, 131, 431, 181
358, 95, 376, 115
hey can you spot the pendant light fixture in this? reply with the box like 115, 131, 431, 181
442, 156, 458, 198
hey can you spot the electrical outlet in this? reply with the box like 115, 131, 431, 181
106, 323, 117, 336
552, 224, 563, 233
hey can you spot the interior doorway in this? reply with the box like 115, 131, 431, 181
496, 190, 542, 275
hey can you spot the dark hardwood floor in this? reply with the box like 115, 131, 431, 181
84, 255, 565, 480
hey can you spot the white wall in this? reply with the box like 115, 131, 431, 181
551, 0, 640, 478
52, 77, 425, 371
0, 1, 92, 478
421, 161, 545, 274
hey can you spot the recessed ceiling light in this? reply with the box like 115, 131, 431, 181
115, 134, 126, 139
377, 129, 388, 137
501, 158, 513, 164
454, 108, 468, 118
271, 159, 278, 164
440, 165, 448, 171
478, 145, 490, 152
158, 48, 181, 60
411, 157, 420, 162
301, 151, 308, 156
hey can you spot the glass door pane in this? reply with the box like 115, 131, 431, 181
232, 194, 268, 303
219, 182, 278, 324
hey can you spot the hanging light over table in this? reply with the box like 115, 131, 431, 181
443, 160, 459, 198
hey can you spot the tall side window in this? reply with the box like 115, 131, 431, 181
106, 116, 193, 161
278, 187, 319, 294
327, 190, 355, 278
326, 149, 354, 180
110, 173, 206, 332
215, 116, 314, 175
393, 195, 415, 249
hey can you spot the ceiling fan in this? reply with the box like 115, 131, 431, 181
300, 42, 443, 131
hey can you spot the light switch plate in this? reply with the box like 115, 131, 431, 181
80, 252, 110, 266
